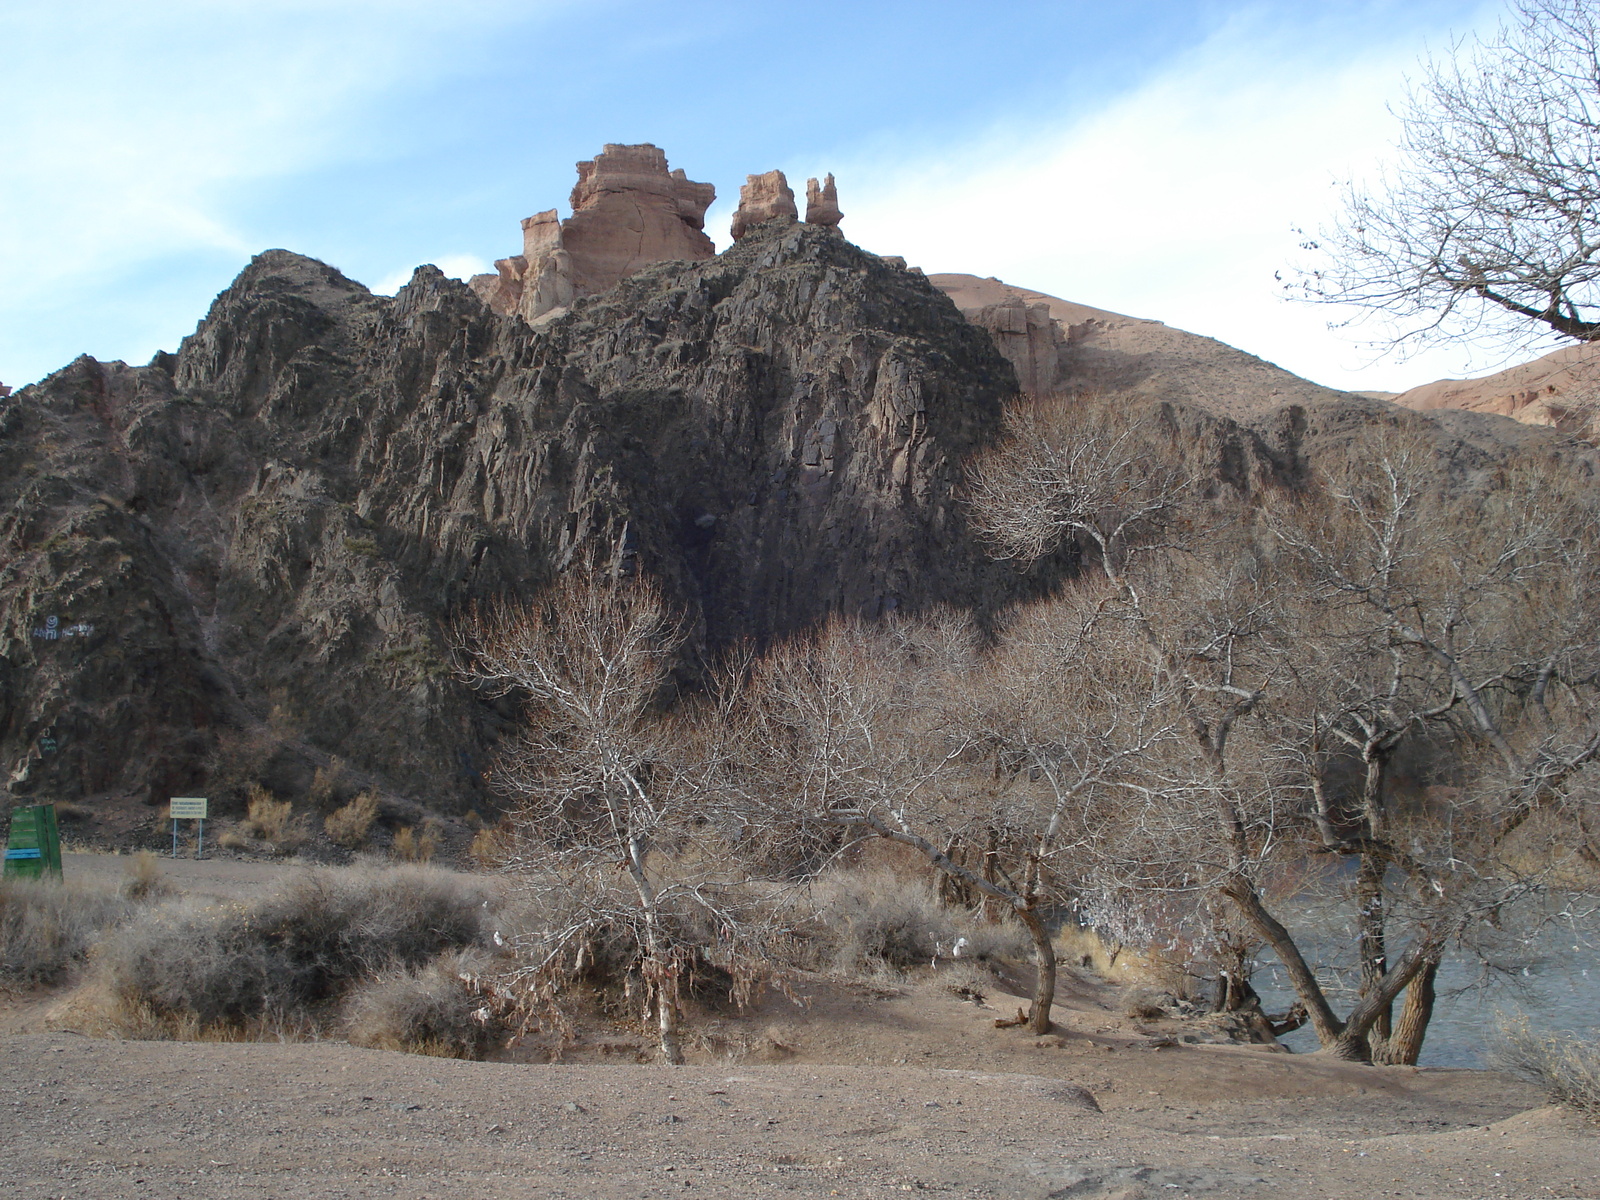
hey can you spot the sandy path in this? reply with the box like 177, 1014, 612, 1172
1, 1034, 1591, 1200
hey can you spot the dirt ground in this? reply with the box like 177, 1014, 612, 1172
2, 853, 1593, 1199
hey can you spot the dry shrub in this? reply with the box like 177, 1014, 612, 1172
803, 868, 1028, 975
307, 758, 343, 810
243, 786, 293, 839
1491, 1015, 1600, 1122
392, 821, 441, 864
1054, 923, 1183, 989
92, 865, 489, 1034
120, 851, 175, 902
324, 791, 379, 849
344, 949, 506, 1059
468, 824, 509, 868
0, 878, 133, 985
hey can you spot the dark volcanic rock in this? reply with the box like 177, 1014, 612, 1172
0, 226, 1023, 819
6, 222, 1593, 828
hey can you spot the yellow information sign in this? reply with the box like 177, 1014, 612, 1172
169, 797, 208, 819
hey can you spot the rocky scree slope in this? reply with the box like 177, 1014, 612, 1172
0, 223, 1031, 822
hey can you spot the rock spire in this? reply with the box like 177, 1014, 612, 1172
805, 174, 842, 226
730, 170, 799, 240
470, 143, 716, 323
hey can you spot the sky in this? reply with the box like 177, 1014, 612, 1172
0, 0, 1537, 394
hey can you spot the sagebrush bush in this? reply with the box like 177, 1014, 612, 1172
94, 865, 489, 1032
120, 851, 175, 902
1492, 1015, 1600, 1122
324, 791, 380, 849
344, 950, 505, 1058
803, 868, 1029, 974
0, 878, 133, 985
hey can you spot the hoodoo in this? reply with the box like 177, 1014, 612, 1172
730, 169, 799, 240
469, 143, 716, 323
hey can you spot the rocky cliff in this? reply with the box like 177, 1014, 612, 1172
0, 223, 1027, 826
5, 200, 1593, 835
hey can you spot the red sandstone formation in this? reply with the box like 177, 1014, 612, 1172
730, 170, 798, 241
805, 174, 842, 227
470, 144, 716, 324
968, 297, 1063, 396
1392, 341, 1600, 440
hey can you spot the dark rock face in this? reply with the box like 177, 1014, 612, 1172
0, 226, 1023, 816
6, 221, 1590, 825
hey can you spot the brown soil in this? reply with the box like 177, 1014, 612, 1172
2, 854, 1591, 1199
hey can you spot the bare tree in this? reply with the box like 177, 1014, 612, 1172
740, 612, 1162, 1034
1293, 0, 1600, 355
1266, 431, 1600, 1060
455, 572, 785, 1064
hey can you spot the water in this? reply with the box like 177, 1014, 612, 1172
1250, 895, 1600, 1067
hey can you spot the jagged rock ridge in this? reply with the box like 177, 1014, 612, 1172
0, 223, 1026, 821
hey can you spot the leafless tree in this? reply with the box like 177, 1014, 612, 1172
965, 397, 1600, 1060
1293, 0, 1600, 355
1265, 430, 1600, 1060
454, 572, 788, 1064
739, 611, 1168, 1034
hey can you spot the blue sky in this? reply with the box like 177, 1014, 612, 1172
1, 0, 1522, 392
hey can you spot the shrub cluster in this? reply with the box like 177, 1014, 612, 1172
95, 865, 489, 1032
1492, 1016, 1600, 1123
345, 949, 506, 1059
801, 868, 1029, 974
0, 878, 132, 986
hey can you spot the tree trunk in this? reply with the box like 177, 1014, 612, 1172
1223, 878, 1344, 1046
1356, 854, 1391, 1050
1376, 955, 1439, 1066
1323, 932, 1441, 1061
1017, 906, 1057, 1034
626, 836, 684, 1065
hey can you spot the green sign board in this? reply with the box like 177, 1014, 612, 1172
4, 805, 63, 881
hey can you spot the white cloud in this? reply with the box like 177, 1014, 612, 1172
822, 7, 1528, 394
0, 0, 565, 383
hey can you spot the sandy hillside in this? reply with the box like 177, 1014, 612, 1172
1392, 341, 1600, 440
1, 854, 1591, 1199
927, 273, 1360, 420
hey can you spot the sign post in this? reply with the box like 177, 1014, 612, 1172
4, 804, 62, 880
168, 797, 208, 859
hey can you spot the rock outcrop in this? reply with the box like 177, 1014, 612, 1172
967, 297, 1062, 396
730, 170, 798, 240
469, 144, 715, 324
0, 224, 1026, 825
805, 174, 842, 227
1392, 341, 1600, 441
6, 162, 1590, 835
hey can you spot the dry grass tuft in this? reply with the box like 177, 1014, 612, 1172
324, 791, 380, 849
1491, 1015, 1600, 1122
344, 949, 506, 1059
120, 851, 175, 902
0, 878, 134, 986
392, 821, 441, 864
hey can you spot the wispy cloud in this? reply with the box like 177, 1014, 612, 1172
823, 6, 1521, 393
0, 0, 564, 382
